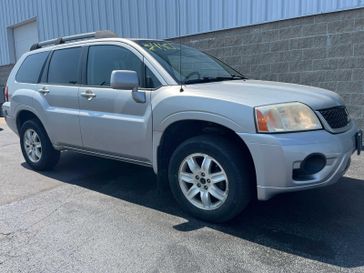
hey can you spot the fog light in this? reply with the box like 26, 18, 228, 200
301, 153, 326, 175
293, 153, 326, 180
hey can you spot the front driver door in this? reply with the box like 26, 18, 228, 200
78, 44, 153, 164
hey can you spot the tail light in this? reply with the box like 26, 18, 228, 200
4, 82, 9, 102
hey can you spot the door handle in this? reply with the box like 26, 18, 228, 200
38, 87, 50, 95
81, 90, 96, 101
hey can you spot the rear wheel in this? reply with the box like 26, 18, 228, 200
168, 135, 253, 223
20, 119, 60, 171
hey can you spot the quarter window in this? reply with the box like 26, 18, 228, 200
145, 66, 161, 89
48, 47, 82, 84
16, 52, 49, 83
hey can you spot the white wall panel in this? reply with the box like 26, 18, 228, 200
0, 0, 363, 65
13, 21, 38, 60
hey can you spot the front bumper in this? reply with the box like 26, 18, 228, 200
238, 123, 360, 200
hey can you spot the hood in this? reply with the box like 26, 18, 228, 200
186, 79, 344, 110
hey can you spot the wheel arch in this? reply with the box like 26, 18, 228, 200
155, 118, 257, 193
15, 109, 53, 143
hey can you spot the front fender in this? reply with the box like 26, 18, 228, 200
158, 111, 243, 133
152, 111, 247, 173
150, 86, 257, 173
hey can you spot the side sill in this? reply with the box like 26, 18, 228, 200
56, 145, 153, 168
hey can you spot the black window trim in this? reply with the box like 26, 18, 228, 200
40, 50, 52, 84
80, 46, 88, 85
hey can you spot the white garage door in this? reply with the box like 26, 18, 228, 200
13, 21, 39, 60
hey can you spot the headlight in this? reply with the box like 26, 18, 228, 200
255, 102, 322, 133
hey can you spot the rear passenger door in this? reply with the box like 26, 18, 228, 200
39, 47, 83, 147
78, 44, 157, 163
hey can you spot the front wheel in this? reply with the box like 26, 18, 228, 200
168, 135, 253, 223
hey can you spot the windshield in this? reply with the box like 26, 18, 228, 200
136, 40, 245, 84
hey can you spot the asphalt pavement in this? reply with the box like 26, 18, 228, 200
1, 118, 364, 273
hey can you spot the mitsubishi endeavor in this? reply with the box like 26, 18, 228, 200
2, 31, 362, 222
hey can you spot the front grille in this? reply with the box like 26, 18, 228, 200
318, 106, 350, 129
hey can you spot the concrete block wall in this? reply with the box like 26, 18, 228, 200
175, 8, 364, 129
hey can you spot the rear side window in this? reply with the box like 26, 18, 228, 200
16, 52, 49, 83
48, 47, 82, 84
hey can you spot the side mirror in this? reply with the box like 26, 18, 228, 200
110, 70, 146, 103
111, 70, 139, 91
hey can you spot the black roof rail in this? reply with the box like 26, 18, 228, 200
30, 30, 118, 51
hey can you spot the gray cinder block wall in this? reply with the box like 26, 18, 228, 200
174, 8, 364, 129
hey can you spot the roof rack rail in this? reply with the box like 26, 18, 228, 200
30, 30, 118, 51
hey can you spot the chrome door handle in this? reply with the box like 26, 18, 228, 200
38, 87, 50, 95
81, 90, 96, 100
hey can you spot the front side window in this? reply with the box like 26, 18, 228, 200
136, 40, 245, 84
48, 47, 82, 85
87, 45, 161, 88
87, 45, 142, 87
16, 52, 49, 83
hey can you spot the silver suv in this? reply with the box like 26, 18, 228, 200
2, 31, 362, 222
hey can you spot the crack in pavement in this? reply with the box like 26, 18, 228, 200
0, 184, 63, 207
0, 188, 86, 268
0, 187, 83, 235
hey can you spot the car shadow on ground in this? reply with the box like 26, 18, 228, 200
22, 151, 364, 269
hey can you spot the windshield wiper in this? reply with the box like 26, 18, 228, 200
230, 75, 247, 79
184, 75, 245, 84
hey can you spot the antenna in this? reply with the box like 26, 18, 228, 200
178, 0, 184, 92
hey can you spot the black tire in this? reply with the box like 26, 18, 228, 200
20, 119, 60, 171
168, 135, 253, 223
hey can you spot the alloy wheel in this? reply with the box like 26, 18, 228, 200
178, 153, 229, 210
23, 129, 42, 163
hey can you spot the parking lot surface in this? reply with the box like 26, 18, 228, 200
1, 118, 364, 273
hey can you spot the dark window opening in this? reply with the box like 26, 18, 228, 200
48, 47, 82, 85
16, 52, 49, 83
87, 45, 161, 89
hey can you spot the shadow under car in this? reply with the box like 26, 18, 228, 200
21, 151, 364, 269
